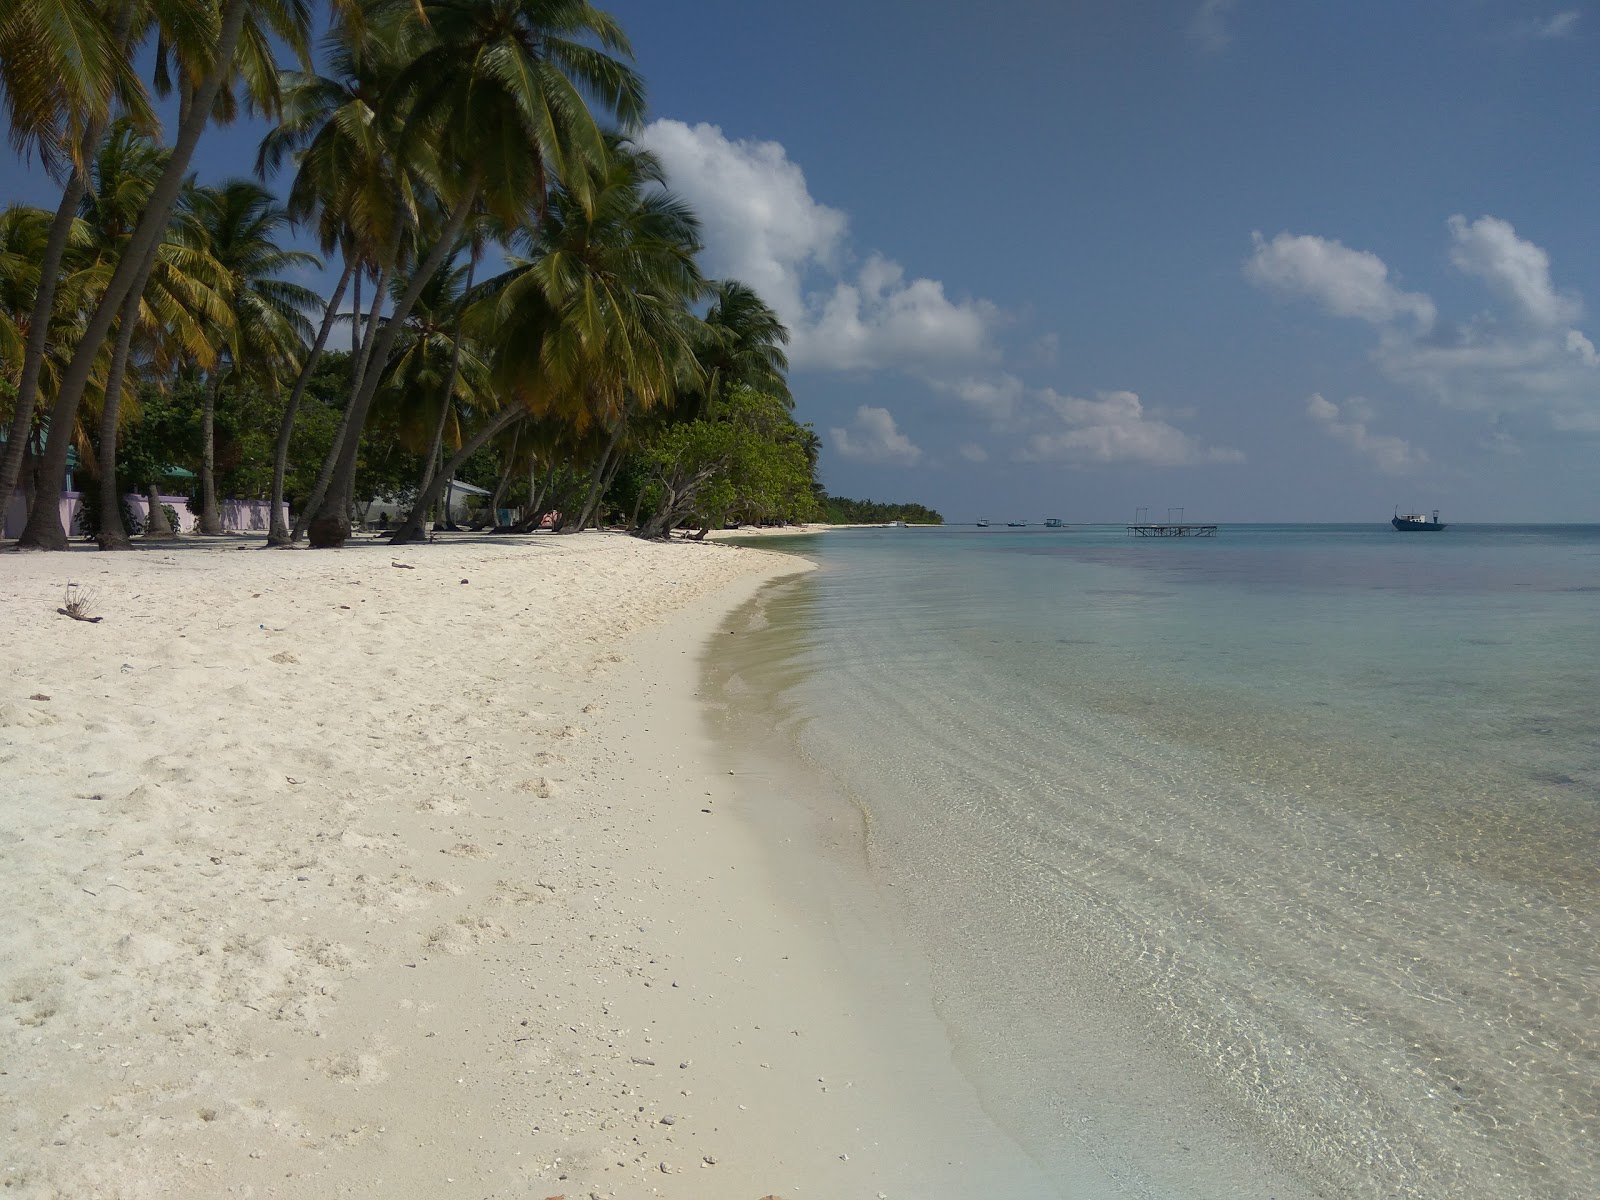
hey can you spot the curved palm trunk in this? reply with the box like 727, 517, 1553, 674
292, 254, 392, 542
476, 424, 520, 528
143, 482, 174, 537
95, 286, 145, 550
310, 185, 478, 548
417, 249, 477, 511
568, 410, 629, 532
17, 0, 253, 550
268, 257, 354, 544
0, 0, 136, 516
198, 371, 225, 535
389, 406, 521, 544
0, 152, 96, 518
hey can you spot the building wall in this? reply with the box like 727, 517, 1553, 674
3, 491, 277, 539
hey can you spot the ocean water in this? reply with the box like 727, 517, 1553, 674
712, 524, 1600, 1199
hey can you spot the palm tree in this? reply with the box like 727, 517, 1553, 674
0, 207, 52, 384
255, 11, 420, 542
77, 124, 232, 547
387, 138, 704, 543
306, 0, 646, 548
0, 0, 153, 526
187, 178, 317, 534
371, 251, 490, 508
13, 0, 313, 549
696, 280, 791, 414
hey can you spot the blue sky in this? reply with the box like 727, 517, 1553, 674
10, 0, 1599, 520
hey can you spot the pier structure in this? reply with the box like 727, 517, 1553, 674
1128, 506, 1218, 537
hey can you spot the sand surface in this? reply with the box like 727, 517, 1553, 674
1, 532, 1055, 1199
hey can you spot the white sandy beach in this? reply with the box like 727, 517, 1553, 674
1, 533, 1056, 1199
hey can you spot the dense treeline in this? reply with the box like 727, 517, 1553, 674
820, 495, 944, 525
0, 0, 849, 549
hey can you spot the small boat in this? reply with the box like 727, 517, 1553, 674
1043, 518, 1065, 528
976, 519, 991, 527
1007, 520, 1027, 527
1392, 508, 1446, 532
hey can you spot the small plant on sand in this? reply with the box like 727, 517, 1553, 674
58, 583, 104, 623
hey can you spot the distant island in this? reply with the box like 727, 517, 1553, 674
821, 495, 944, 525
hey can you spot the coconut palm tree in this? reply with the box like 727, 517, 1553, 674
186, 178, 317, 534
306, 0, 646, 548
255, 10, 421, 542
13, 0, 314, 549
0, 0, 157, 527
387, 138, 704, 544
371, 251, 490, 498
696, 279, 791, 414
77, 124, 232, 547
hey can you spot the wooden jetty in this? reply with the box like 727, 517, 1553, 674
1127, 522, 1217, 537
1128, 506, 1216, 537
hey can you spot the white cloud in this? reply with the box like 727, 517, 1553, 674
1305, 394, 1426, 474
1190, 0, 1239, 53
1447, 215, 1581, 328
640, 120, 1002, 372
1245, 231, 1435, 328
1517, 10, 1580, 39
829, 406, 923, 465
937, 373, 1026, 425
958, 442, 989, 463
1247, 219, 1600, 433
1015, 390, 1245, 467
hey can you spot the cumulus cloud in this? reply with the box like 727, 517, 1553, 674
1015, 390, 1245, 467
958, 442, 990, 463
1304, 394, 1426, 474
1190, 0, 1239, 53
1247, 218, 1600, 433
640, 120, 1002, 373
1245, 231, 1435, 328
1447, 215, 1582, 328
830, 406, 923, 465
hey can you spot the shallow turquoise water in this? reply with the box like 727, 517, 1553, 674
726, 524, 1600, 1198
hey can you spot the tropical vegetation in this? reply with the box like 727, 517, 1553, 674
0, 0, 942, 551
820, 495, 944, 525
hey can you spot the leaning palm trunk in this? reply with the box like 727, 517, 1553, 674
291, 254, 394, 542
143, 482, 174, 537
350, 257, 388, 398
476, 423, 520, 528
268, 257, 354, 544
18, 0, 253, 550
198, 371, 225, 534
388, 405, 521, 544
0, 150, 97, 517
0, 0, 137, 515
95, 286, 145, 550
569, 411, 629, 532
417, 250, 476, 507
310, 185, 479, 548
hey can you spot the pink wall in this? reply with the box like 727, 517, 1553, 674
4, 491, 278, 539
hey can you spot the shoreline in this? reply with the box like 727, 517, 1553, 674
0, 531, 1047, 1198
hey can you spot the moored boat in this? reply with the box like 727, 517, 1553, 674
1393, 508, 1446, 531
